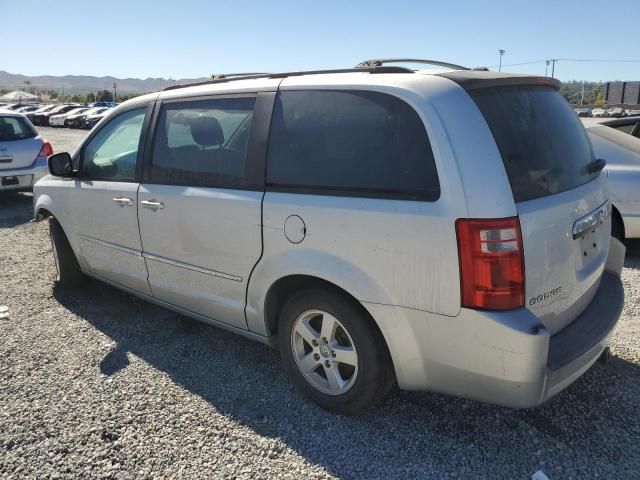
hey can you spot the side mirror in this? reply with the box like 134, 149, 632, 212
48, 152, 74, 177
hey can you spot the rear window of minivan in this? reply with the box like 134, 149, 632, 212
267, 90, 440, 201
472, 86, 598, 202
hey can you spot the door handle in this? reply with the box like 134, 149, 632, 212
141, 199, 165, 210
112, 197, 134, 207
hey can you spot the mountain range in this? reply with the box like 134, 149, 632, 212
0, 70, 208, 94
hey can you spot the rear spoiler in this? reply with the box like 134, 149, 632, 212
437, 71, 561, 91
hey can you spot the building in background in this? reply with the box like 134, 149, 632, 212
605, 81, 640, 106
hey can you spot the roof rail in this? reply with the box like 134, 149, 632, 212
211, 72, 271, 80
355, 58, 470, 71
163, 66, 413, 91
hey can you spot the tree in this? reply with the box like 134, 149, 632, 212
86, 92, 96, 103
23, 80, 32, 93
96, 90, 114, 102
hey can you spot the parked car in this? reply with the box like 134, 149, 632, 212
608, 107, 625, 118
82, 109, 110, 129
596, 116, 640, 138
592, 108, 607, 118
67, 107, 108, 128
34, 63, 624, 414
3, 103, 25, 111
574, 107, 591, 117
33, 104, 82, 126
584, 123, 640, 239
87, 101, 117, 108
26, 104, 56, 123
0, 109, 53, 191
14, 105, 41, 114
49, 107, 90, 127
625, 109, 640, 117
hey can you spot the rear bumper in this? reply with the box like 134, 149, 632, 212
544, 271, 624, 401
364, 241, 625, 408
0, 157, 48, 191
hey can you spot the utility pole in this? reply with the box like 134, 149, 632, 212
498, 49, 505, 72
113, 82, 117, 102
545, 60, 550, 76
550, 59, 557, 79
581, 81, 585, 106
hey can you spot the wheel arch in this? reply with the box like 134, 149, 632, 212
611, 203, 625, 240
262, 274, 394, 376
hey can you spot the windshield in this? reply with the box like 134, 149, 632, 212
472, 86, 598, 202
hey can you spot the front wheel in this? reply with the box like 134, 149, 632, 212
278, 288, 394, 415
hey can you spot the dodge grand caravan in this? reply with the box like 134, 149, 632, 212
34, 60, 625, 415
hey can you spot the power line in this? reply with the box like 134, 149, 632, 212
557, 58, 640, 63
487, 59, 547, 68
488, 58, 640, 69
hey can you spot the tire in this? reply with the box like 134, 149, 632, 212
49, 218, 83, 287
278, 288, 394, 415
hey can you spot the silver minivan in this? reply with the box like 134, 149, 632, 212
34, 61, 625, 414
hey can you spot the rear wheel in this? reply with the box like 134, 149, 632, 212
278, 288, 393, 415
49, 219, 83, 287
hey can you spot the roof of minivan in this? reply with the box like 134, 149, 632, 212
125, 68, 560, 108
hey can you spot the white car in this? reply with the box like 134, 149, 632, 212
34, 61, 624, 414
65, 107, 107, 128
592, 108, 608, 118
0, 109, 52, 191
83, 108, 111, 129
49, 107, 90, 127
585, 123, 640, 239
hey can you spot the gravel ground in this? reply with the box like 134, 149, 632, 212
1, 195, 639, 477
36, 127, 89, 155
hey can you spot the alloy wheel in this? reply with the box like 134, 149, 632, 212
291, 309, 358, 395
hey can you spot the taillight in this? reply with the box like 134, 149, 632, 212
39, 139, 54, 157
455, 217, 525, 310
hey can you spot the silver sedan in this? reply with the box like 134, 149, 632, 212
0, 109, 52, 191
585, 122, 640, 239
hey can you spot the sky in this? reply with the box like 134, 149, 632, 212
3, 0, 640, 82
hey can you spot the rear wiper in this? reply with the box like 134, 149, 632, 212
583, 158, 607, 175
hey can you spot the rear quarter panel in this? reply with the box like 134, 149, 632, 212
246, 75, 517, 335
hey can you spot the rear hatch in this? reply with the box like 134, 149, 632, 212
447, 73, 610, 334
0, 116, 41, 170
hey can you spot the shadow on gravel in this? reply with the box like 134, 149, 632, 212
0, 191, 34, 228
52, 281, 640, 478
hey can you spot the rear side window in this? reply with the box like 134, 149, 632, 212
267, 90, 440, 201
0, 116, 37, 141
149, 97, 255, 188
472, 86, 597, 202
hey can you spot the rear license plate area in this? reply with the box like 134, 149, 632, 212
577, 228, 605, 267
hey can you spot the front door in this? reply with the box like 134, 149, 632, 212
138, 95, 270, 329
71, 106, 151, 295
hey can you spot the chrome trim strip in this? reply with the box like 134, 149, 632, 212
142, 252, 242, 282
78, 234, 142, 257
